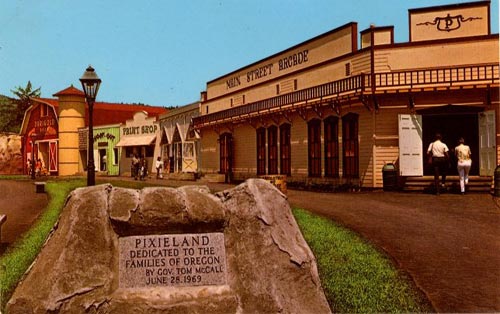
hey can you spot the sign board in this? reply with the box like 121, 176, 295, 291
119, 233, 227, 288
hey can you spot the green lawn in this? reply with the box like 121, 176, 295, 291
293, 208, 432, 313
1, 179, 432, 313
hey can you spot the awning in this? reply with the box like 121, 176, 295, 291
115, 134, 156, 147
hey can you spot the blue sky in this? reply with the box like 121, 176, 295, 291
0, 0, 498, 107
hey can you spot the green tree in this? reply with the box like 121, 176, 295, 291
6, 81, 42, 133
0, 95, 18, 133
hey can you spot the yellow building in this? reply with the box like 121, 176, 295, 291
193, 1, 499, 189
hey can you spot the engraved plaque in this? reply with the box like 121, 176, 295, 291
119, 233, 227, 288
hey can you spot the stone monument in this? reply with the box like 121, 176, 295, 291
7, 179, 330, 313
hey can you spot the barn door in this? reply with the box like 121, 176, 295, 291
479, 110, 496, 176
398, 114, 423, 176
49, 141, 58, 172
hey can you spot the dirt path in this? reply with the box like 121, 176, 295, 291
287, 190, 500, 313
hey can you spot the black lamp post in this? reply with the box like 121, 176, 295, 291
80, 65, 101, 186
30, 133, 37, 180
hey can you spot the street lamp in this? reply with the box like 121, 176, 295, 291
80, 65, 101, 186
30, 133, 38, 180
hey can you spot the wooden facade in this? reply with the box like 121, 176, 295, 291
193, 1, 499, 188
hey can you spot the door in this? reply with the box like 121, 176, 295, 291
99, 149, 107, 172
479, 110, 496, 176
182, 142, 197, 172
219, 133, 233, 182
49, 141, 58, 172
398, 114, 423, 176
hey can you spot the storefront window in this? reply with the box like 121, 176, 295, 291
324, 116, 339, 177
256, 127, 266, 175
280, 123, 291, 176
342, 113, 359, 178
308, 119, 321, 177
268, 126, 278, 174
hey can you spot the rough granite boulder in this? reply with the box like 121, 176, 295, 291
7, 179, 331, 314
0, 133, 23, 175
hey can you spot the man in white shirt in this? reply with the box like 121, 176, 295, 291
427, 133, 449, 195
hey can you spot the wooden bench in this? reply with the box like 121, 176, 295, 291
0, 214, 6, 243
35, 182, 47, 193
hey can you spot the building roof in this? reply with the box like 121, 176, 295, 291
30, 95, 167, 127
52, 85, 85, 97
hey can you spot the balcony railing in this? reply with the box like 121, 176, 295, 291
376, 64, 498, 89
194, 63, 499, 127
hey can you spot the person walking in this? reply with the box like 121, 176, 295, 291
455, 137, 472, 195
427, 133, 449, 195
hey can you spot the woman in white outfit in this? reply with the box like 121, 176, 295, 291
455, 137, 472, 195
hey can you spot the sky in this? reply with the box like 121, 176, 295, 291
0, 0, 498, 108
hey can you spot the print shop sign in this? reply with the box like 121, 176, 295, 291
226, 49, 309, 89
122, 124, 158, 136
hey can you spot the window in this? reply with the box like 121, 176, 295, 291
280, 123, 291, 175
256, 127, 266, 175
276, 84, 280, 95
342, 113, 359, 178
324, 116, 339, 177
308, 119, 321, 177
113, 148, 119, 165
345, 63, 351, 76
268, 126, 278, 174
40, 103, 48, 117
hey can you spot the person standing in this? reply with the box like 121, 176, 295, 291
427, 133, 449, 195
132, 154, 139, 180
155, 156, 163, 179
455, 137, 472, 195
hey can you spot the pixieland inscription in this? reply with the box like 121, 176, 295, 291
119, 232, 227, 288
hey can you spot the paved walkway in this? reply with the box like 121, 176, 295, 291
0, 180, 48, 253
2, 177, 499, 312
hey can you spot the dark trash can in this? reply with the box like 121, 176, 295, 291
494, 165, 500, 197
382, 163, 398, 191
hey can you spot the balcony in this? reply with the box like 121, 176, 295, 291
193, 63, 499, 128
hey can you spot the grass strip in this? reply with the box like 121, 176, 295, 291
0, 179, 85, 309
292, 207, 432, 313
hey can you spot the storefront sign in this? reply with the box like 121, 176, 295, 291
94, 132, 116, 142
34, 118, 56, 134
122, 124, 158, 136
226, 49, 309, 89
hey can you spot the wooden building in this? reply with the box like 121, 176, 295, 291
193, 1, 499, 188
21, 86, 167, 176
158, 102, 200, 179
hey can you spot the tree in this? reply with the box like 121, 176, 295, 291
0, 95, 18, 133
6, 81, 42, 133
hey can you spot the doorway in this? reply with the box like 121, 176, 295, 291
420, 106, 481, 176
